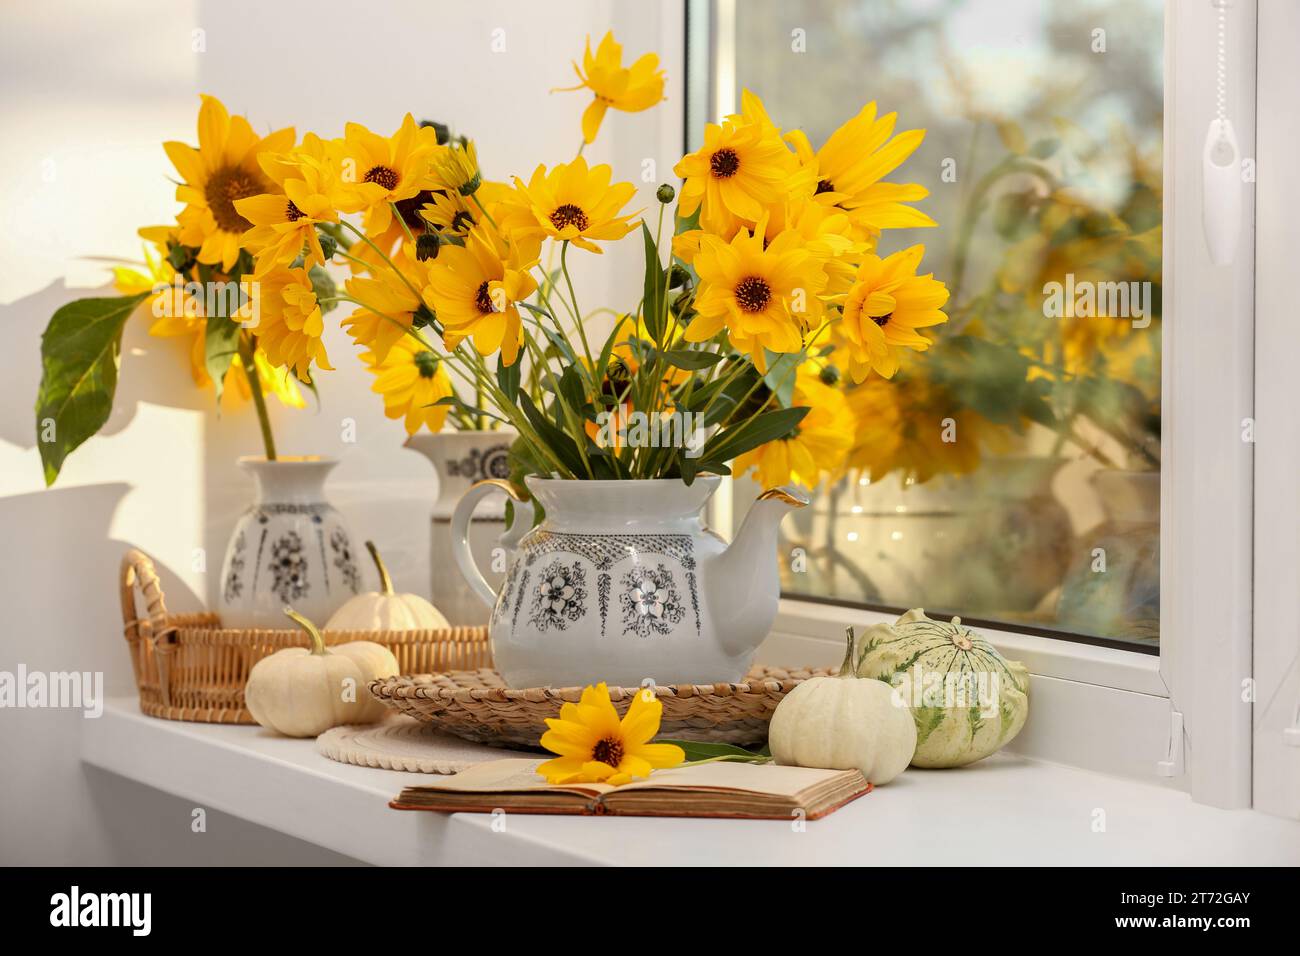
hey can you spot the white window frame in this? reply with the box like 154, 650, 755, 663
683, 0, 1272, 808
1252, 0, 1300, 821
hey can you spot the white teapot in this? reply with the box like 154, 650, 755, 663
450, 475, 807, 688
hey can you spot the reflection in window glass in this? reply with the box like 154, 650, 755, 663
719, 0, 1163, 647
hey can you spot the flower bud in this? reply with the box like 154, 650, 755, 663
667, 264, 691, 290
317, 233, 338, 262
416, 232, 441, 261
818, 364, 841, 386
419, 119, 451, 145
656, 183, 676, 204
413, 303, 435, 329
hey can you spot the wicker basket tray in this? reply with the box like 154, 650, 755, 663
369, 666, 830, 748
120, 549, 492, 724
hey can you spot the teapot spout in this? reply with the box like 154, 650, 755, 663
706, 486, 809, 657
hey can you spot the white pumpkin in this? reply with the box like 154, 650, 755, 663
326, 541, 449, 631
244, 607, 400, 737
768, 627, 917, 785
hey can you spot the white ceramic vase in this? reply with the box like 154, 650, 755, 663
217, 457, 361, 629
451, 476, 807, 688
404, 430, 515, 626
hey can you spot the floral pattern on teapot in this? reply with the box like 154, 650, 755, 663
495, 531, 701, 641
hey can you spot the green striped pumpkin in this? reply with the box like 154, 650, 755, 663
855, 609, 1029, 768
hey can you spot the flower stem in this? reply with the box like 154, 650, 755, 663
238, 333, 277, 461
559, 240, 597, 373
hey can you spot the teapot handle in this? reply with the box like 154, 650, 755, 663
450, 479, 534, 608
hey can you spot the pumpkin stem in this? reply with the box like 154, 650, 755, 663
284, 606, 328, 656
365, 540, 394, 595
838, 626, 856, 677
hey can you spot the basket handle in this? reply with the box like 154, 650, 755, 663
120, 548, 173, 643
121, 549, 180, 707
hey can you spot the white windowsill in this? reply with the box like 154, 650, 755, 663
761, 598, 1173, 784
82, 699, 1300, 866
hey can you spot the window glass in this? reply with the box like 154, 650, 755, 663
712, 0, 1164, 648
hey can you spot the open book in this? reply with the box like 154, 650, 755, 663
391, 758, 871, 820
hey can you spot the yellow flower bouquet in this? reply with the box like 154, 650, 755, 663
34, 29, 949, 492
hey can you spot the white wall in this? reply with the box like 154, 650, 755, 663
0, 0, 684, 865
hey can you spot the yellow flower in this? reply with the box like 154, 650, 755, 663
431, 139, 481, 196
787, 102, 935, 245
235, 160, 337, 271
735, 370, 853, 489
331, 114, 439, 236
114, 230, 303, 410
342, 244, 425, 362
837, 245, 949, 380
164, 95, 294, 271
674, 91, 808, 236
424, 223, 538, 366
509, 158, 639, 254
845, 365, 1003, 485
686, 223, 827, 371
537, 683, 685, 786
361, 334, 453, 436
554, 32, 665, 144
419, 189, 479, 238
251, 265, 331, 376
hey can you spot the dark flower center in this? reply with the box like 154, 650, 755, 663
549, 203, 590, 232
815, 178, 835, 195
451, 210, 477, 233
363, 165, 400, 192
591, 736, 624, 767
413, 350, 439, 379
474, 280, 497, 314
204, 166, 262, 233
873, 311, 893, 327
285, 200, 306, 222
710, 147, 740, 178
394, 189, 436, 231
734, 275, 772, 313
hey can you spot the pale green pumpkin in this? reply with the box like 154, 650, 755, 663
855, 609, 1029, 768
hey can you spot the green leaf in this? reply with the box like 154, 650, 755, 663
496, 353, 520, 404
640, 221, 668, 344
761, 350, 802, 407
429, 395, 509, 425
655, 738, 772, 764
205, 314, 242, 408
517, 391, 586, 477
663, 349, 722, 371
703, 405, 809, 464
35, 293, 149, 486
308, 264, 338, 315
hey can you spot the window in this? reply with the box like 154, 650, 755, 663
690, 0, 1164, 651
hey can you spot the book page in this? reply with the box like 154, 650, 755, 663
614, 761, 859, 797
407, 757, 860, 801
408, 758, 615, 797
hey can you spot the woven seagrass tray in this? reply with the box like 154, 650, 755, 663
120, 549, 492, 724
369, 666, 831, 749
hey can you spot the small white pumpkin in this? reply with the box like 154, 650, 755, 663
768, 627, 917, 785
244, 607, 399, 737
326, 541, 449, 631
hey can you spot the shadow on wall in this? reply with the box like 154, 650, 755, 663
0, 279, 210, 453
